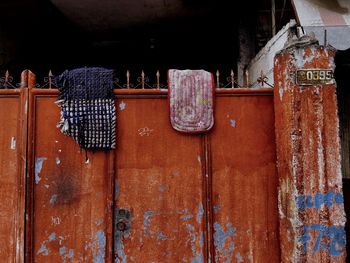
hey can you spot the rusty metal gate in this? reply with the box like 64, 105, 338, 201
0, 70, 280, 262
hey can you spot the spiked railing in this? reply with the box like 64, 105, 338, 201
0, 70, 17, 89
35, 69, 274, 89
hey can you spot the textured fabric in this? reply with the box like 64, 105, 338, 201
55, 67, 116, 149
168, 69, 214, 133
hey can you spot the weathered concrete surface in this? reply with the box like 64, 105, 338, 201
274, 43, 347, 262
247, 20, 296, 89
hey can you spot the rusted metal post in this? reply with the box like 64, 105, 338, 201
274, 41, 346, 262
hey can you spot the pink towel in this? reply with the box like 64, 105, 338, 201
168, 69, 214, 133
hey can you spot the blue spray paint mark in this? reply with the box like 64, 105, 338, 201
296, 191, 344, 210
197, 203, 204, 224
37, 243, 49, 256
50, 194, 58, 204
59, 246, 66, 255
35, 157, 47, 184
68, 249, 74, 259
48, 232, 56, 241
230, 119, 236, 128
299, 223, 346, 256
93, 230, 106, 263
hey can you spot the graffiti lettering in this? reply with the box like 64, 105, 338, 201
299, 224, 346, 256
296, 191, 344, 209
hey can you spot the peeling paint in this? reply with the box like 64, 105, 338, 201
229, 119, 236, 127
49, 232, 56, 241
37, 243, 49, 256
93, 230, 106, 263
185, 224, 204, 263
59, 246, 66, 255
55, 157, 61, 165
115, 231, 127, 263
50, 194, 58, 204
68, 249, 74, 259
119, 101, 126, 110
214, 222, 236, 261
197, 203, 204, 223
35, 157, 47, 184
44, 184, 50, 189
143, 211, 160, 237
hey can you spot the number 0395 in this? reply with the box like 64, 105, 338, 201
297, 69, 334, 85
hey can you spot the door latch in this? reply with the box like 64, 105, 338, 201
115, 208, 131, 233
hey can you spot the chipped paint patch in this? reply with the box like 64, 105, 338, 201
143, 211, 160, 237
185, 224, 204, 263
214, 222, 236, 261
49, 232, 56, 241
59, 246, 66, 255
37, 243, 49, 256
115, 230, 127, 263
93, 230, 106, 263
35, 157, 47, 184
230, 119, 236, 128
197, 203, 204, 223
119, 101, 126, 110
10, 137, 16, 150
157, 232, 168, 241
50, 194, 58, 204
44, 184, 50, 189
197, 155, 201, 163
68, 249, 74, 259
55, 157, 61, 165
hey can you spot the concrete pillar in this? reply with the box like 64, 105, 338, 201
274, 40, 347, 262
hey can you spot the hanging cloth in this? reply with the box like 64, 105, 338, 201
54, 67, 116, 150
168, 69, 214, 133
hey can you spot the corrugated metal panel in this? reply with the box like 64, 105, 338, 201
210, 95, 280, 262
0, 89, 26, 262
292, 0, 350, 50
114, 96, 208, 262
27, 92, 114, 262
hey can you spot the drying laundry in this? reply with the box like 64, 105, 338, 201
54, 67, 116, 149
168, 69, 214, 133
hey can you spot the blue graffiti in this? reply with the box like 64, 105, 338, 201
296, 191, 344, 209
299, 224, 346, 256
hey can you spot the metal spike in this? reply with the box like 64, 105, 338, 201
231, 70, 234, 89
216, 70, 220, 89
4, 70, 9, 89
244, 70, 249, 88
126, 70, 130, 89
141, 70, 145, 89
156, 70, 160, 89
48, 70, 53, 89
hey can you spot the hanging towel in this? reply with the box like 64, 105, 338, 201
168, 69, 214, 133
54, 67, 116, 150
